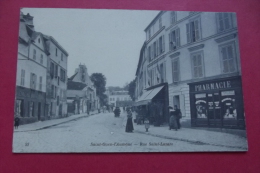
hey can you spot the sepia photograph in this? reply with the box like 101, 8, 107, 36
13, 8, 248, 153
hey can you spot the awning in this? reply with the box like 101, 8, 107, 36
135, 86, 164, 106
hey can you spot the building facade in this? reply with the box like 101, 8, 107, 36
67, 64, 99, 115
108, 91, 132, 107
43, 35, 69, 118
135, 11, 244, 128
15, 13, 48, 124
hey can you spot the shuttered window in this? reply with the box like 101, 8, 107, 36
169, 28, 180, 51
216, 13, 233, 32
186, 18, 201, 43
172, 58, 179, 82
220, 43, 236, 73
191, 52, 204, 78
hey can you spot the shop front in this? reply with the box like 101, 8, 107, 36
188, 76, 245, 129
135, 83, 169, 126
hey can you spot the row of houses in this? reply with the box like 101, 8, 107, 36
134, 11, 245, 129
15, 13, 99, 124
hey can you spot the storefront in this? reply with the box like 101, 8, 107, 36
188, 76, 245, 129
135, 83, 169, 126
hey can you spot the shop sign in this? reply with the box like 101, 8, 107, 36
194, 81, 231, 92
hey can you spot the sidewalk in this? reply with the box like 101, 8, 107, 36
14, 110, 99, 132
123, 114, 248, 150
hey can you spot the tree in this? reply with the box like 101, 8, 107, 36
90, 73, 107, 106
128, 78, 136, 101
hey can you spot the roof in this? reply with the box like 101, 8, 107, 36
67, 81, 87, 90
144, 11, 164, 32
68, 72, 78, 81
42, 34, 69, 56
135, 42, 146, 76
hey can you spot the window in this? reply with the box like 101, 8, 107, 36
170, 11, 176, 24
216, 13, 233, 32
169, 28, 180, 50
15, 99, 24, 117
20, 69, 25, 86
220, 43, 236, 73
56, 48, 58, 56
61, 53, 63, 61
60, 68, 66, 82
159, 17, 162, 29
28, 101, 34, 117
55, 64, 58, 78
30, 73, 37, 89
40, 54, 43, 64
186, 18, 201, 43
39, 76, 42, 91
172, 58, 179, 82
50, 62, 54, 78
55, 86, 57, 98
33, 49, 36, 60
153, 41, 157, 58
160, 63, 165, 83
148, 46, 152, 61
148, 29, 151, 39
51, 85, 55, 98
158, 35, 165, 54
191, 52, 204, 78
38, 38, 40, 43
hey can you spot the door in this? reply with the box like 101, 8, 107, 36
38, 102, 41, 120
207, 92, 221, 127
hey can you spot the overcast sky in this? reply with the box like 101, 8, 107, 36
21, 8, 159, 87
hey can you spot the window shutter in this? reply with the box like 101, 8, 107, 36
35, 74, 37, 89
195, 19, 200, 41
186, 23, 191, 43
156, 39, 159, 56
162, 35, 165, 52
169, 32, 172, 51
151, 44, 154, 60
176, 28, 180, 47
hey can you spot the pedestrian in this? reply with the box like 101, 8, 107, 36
125, 108, 134, 133
14, 116, 20, 129
173, 105, 182, 129
169, 107, 178, 131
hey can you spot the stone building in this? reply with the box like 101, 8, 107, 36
43, 35, 69, 118
15, 13, 48, 124
135, 11, 244, 129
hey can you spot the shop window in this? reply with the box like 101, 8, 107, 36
169, 28, 180, 50
221, 90, 237, 119
216, 13, 233, 32
15, 99, 24, 117
29, 101, 34, 117
195, 94, 207, 119
191, 52, 204, 78
220, 43, 237, 73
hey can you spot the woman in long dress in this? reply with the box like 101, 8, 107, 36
125, 108, 134, 133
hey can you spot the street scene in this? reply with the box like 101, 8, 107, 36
13, 8, 248, 152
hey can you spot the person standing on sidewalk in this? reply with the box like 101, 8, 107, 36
14, 116, 20, 129
169, 107, 178, 131
173, 105, 182, 129
125, 108, 134, 133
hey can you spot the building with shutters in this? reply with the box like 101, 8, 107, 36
43, 35, 69, 118
135, 11, 245, 129
15, 13, 48, 124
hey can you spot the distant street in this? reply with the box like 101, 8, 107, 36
13, 112, 247, 152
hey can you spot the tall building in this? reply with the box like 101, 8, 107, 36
43, 35, 69, 118
15, 13, 48, 124
135, 11, 244, 129
108, 90, 133, 107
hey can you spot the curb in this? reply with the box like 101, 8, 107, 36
134, 129, 248, 151
14, 112, 99, 133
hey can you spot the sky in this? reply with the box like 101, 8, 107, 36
21, 8, 159, 87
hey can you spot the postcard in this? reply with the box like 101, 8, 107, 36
13, 8, 248, 152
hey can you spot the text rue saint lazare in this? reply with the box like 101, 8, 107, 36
195, 81, 232, 92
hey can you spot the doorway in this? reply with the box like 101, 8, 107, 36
207, 92, 221, 126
